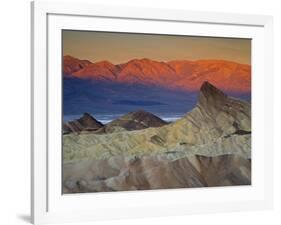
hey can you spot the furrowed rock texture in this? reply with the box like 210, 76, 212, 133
63, 82, 251, 161
63, 154, 251, 193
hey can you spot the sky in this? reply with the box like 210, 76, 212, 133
63, 30, 251, 65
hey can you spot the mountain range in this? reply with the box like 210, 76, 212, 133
63, 55, 251, 93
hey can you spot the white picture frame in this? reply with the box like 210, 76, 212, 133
31, 1, 274, 224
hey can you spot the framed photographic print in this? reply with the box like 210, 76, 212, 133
31, 1, 273, 224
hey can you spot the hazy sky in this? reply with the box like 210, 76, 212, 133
63, 30, 251, 65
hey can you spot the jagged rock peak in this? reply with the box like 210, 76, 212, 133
81, 112, 94, 119
200, 81, 226, 98
198, 81, 227, 108
63, 113, 104, 134
78, 113, 104, 127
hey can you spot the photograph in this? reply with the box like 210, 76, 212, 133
62, 30, 251, 194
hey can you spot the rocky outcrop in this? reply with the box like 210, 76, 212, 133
63, 113, 104, 134
197, 81, 251, 132
63, 154, 251, 193
96, 110, 168, 133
